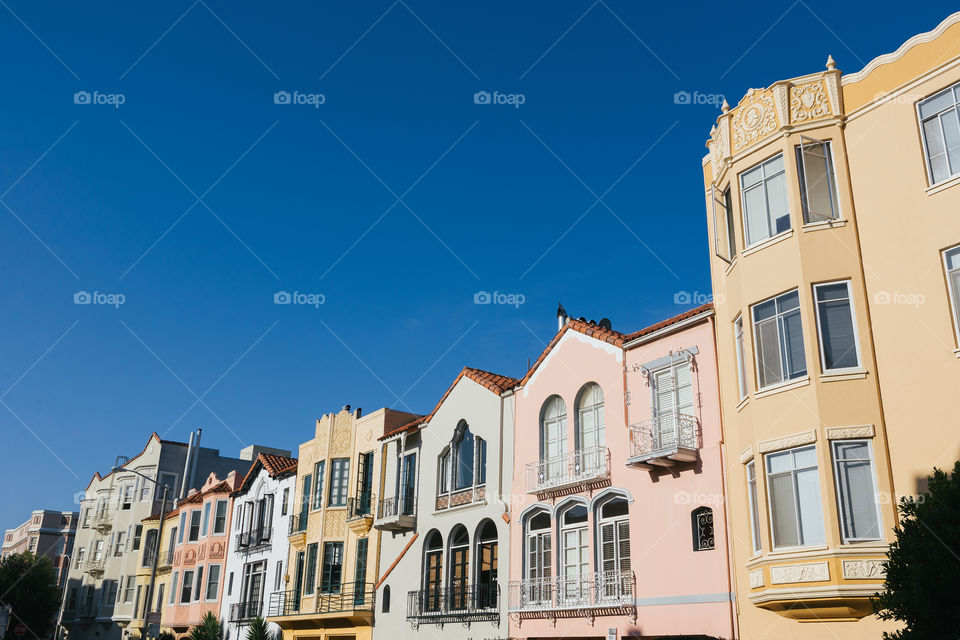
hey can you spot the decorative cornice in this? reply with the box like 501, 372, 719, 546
758, 430, 817, 454
826, 425, 875, 440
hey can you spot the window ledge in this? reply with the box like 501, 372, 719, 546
819, 369, 867, 382
736, 396, 750, 412
753, 376, 810, 399
766, 543, 830, 558
741, 230, 794, 258
801, 218, 846, 232
926, 173, 960, 195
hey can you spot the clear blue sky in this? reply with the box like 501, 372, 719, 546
0, 1, 949, 528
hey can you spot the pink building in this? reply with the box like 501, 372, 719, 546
508, 305, 735, 640
165, 471, 241, 638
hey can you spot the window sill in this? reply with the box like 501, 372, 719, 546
736, 396, 750, 412
801, 218, 846, 232
432, 499, 487, 517
766, 543, 829, 557
753, 376, 810, 399
741, 230, 794, 258
926, 173, 960, 195
819, 369, 867, 382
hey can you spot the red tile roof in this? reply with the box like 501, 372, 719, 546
235, 453, 298, 495
519, 320, 629, 386
623, 303, 713, 342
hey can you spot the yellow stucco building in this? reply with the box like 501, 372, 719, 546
702, 12, 960, 638
268, 406, 418, 640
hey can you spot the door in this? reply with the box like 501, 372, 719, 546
653, 364, 693, 450
356, 452, 373, 514
241, 561, 265, 619
401, 453, 416, 515
292, 551, 304, 613
353, 538, 368, 606
599, 519, 631, 603
542, 397, 567, 484
526, 513, 552, 606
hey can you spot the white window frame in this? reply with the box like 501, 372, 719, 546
917, 83, 960, 186
734, 315, 747, 400
764, 445, 825, 550
739, 153, 791, 248
170, 571, 178, 605
746, 461, 761, 554
751, 289, 807, 390
711, 185, 736, 262
812, 280, 862, 372
943, 245, 960, 345
831, 439, 884, 544
213, 499, 228, 535
204, 564, 221, 601
180, 569, 193, 603
796, 137, 841, 224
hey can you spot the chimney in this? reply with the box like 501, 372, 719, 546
557, 303, 568, 332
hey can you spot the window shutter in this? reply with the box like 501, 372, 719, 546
617, 520, 631, 572
541, 533, 551, 579
600, 522, 615, 573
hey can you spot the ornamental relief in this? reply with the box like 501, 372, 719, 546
826, 425, 875, 440
842, 559, 886, 579
758, 429, 817, 454
790, 80, 831, 122
183, 549, 196, 566
770, 561, 830, 585
323, 509, 346, 538
732, 90, 778, 151
208, 541, 225, 560
749, 569, 764, 589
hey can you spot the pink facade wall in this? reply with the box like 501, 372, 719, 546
508, 317, 735, 639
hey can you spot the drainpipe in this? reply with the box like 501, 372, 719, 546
179, 432, 195, 500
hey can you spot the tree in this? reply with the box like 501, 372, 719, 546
187, 612, 223, 640
873, 461, 960, 638
244, 617, 274, 640
0, 552, 60, 640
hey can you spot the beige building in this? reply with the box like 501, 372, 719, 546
702, 11, 960, 638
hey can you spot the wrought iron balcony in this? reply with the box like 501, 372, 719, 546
287, 513, 307, 535
626, 412, 699, 468
524, 447, 611, 495
92, 512, 112, 534
237, 527, 273, 551
229, 600, 263, 622
508, 570, 635, 615
346, 494, 375, 522
406, 583, 500, 628
267, 582, 375, 618
84, 558, 105, 578
374, 495, 416, 531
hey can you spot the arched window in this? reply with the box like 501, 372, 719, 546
576, 383, 605, 450
597, 498, 632, 604
540, 396, 567, 482
524, 511, 552, 606
475, 519, 498, 610
381, 584, 390, 613
423, 530, 443, 612
454, 423, 474, 491
448, 526, 470, 609
558, 504, 589, 606
691, 507, 715, 551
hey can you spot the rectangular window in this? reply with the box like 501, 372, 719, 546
313, 461, 325, 509
328, 459, 349, 507
918, 83, 960, 185
75, 547, 86, 569
713, 186, 736, 261
746, 461, 761, 553
170, 572, 178, 605
814, 281, 861, 371
439, 452, 449, 494
227, 572, 233, 597
178, 513, 186, 544
167, 527, 177, 560
158, 473, 177, 500
752, 289, 806, 388
766, 445, 825, 549
123, 576, 135, 603
114, 532, 126, 557
205, 564, 221, 600
476, 438, 487, 485
832, 440, 882, 542
121, 486, 134, 510
188, 510, 201, 542
300, 474, 312, 524
180, 570, 193, 603
740, 153, 790, 247
282, 488, 289, 516
304, 543, 318, 595
320, 542, 343, 593
796, 139, 839, 223
353, 538, 369, 605
132, 525, 143, 551
943, 246, 960, 343
275, 561, 283, 591
401, 453, 417, 516
93, 540, 103, 561
193, 566, 204, 602
213, 500, 227, 535
201, 502, 211, 537
734, 315, 748, 399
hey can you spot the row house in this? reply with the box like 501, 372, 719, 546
267, 407, 419, 640
60, 430, 285, 640
221, 453, 298, 640
508, 307, 734, 640
2, 509, 78, 587
373, 367, 517, 640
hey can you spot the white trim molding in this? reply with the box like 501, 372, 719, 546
749, 569, 764, 589
757, 430, 817, 455
739, 446, 754, 464
826, 425, 875, 440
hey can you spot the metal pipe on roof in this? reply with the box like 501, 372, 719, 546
179, 431, 195, 500
188, 428, 202, 491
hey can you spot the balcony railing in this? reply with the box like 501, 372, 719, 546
626, 412, 699, 467
524, 447, 611, 494
374, 496, 416, 531
288, 513, 307, 535
156, 551, 172, 571
229, 600, 263, 622
406, 583, 500, 627
268, 582, 376, 617
92, 512, 112, 534
508, 570, 635, 614
237, 527, 273, 551
84, 558, 105, 578
346, 494, 375, 522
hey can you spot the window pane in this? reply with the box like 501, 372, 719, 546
741, 164, 764, 188
834, 442, 881, 541
769, 474, 799, 547
924, 118, 950, 183
798, 142, 838, 222
919, 88, 955, 119
767, 450, 792, 475
742, 185, 769, 245
942, 111, 960, 175
819, 293, 859, 370
795, 467, 825, 545
781, 310, 807, 379
755, 318, 782, 387
764, 171, 791, 235
792, 445, 817, 469
945, 247, 960, 271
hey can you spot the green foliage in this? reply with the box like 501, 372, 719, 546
243, 617, 274, 640
187, 612, 223, 640
0, 552, 61, 640
873, 461, 960, 639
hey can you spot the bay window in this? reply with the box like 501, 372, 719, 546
918, 82, 960, 185
752, 289, 806, 388
766, 445, 825, 548
832, 440, 882, 542
746, 461, 761, 553
796, 139, 840, 222
943, 246, 960, 343
740, 153, 790, 247
813, 281, 861, 371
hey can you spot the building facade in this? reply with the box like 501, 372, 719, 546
374, 367, 516, 640
507, 311, 734, 640
221, 453, 298, 640
268, 406, 418, 640
701, 11, 960, 636
3, 509, 78, 587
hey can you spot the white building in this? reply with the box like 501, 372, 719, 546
374, 367, 516, 639
221, 453, 298, 640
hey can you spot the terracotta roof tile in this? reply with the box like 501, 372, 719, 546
623, 303, 713, 342
235, 453, 298, 495
519, 320, 629, 386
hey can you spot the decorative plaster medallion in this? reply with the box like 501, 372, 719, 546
758, 429, 817, 454
733, 90, 778, 151
790, 81, 831, 122
749, 569, 764, 589
739, 446, 754, 464
826, 425, 875, 440
842, 559, 886, 579
770, 561, 830, 584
